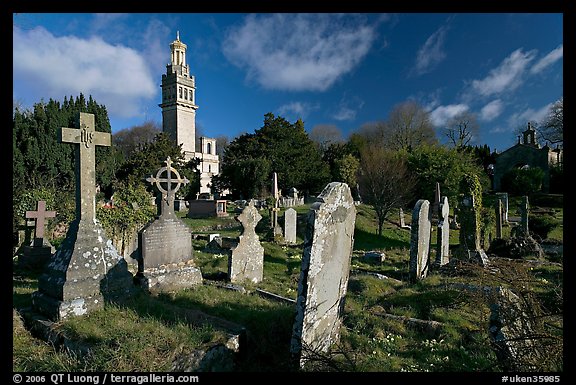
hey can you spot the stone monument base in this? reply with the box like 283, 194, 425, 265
19, 245, 52, 270
31, 291, 105, 320
135, 261, 203, 292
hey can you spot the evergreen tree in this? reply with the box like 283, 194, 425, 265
218, 113, 330, 199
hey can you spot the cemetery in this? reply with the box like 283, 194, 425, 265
13, 120, 563, 371
12, 32, 563, 374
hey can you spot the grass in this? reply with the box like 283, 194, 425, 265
13, 194, 563, 372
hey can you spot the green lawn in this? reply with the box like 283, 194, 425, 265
13, 196, 563, 372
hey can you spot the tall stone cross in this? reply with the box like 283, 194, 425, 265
146, 157, 189, 216
60, 113, 110, 223
26, 200, 56, 247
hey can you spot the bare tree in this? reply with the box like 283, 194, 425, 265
354, 121, 387, 149
309, 124, 344, 154
215, 135, 229, 157
444, 111, 480, 149
113, 120, 161, 158
539, 97, 563, 146
386, 100, 438, 151
357, 145, 417, 235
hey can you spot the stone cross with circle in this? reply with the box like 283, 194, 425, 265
146, 157, 189, 212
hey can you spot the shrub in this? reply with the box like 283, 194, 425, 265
529, 214, 560, 240
501, 167, 544, 196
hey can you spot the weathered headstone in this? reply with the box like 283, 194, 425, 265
435, 196, 450, 267
496, 199, 503, 239
489, 287, 542, 371
431, 182, 441, 223
284, 208, 297, 244
291, 182, 356, 368
136, 157, 202, 292
270, 172, 282, 237
20, 201, 56, 269
409, 199, 431, 282
32, 112, 134, 321
520, 195, 529, 234
459, 195, 481, 251
496, 192, 509, 223
363, 250, 386, 264
399, 208, 411, 229
26, 200, 56, 247
228, 200, 265, 283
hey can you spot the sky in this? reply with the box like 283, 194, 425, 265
12, 12, 563, 153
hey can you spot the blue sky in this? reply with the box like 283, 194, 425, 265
13, 13, 563, 153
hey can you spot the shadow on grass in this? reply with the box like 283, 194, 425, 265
354, 227, 409, 251
153, 287, 297, 372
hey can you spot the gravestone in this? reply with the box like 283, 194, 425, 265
520, 196, 529, 235
228, 200, 264, 283
435, 196, 450, 267
409, 199, 431, 282
431, 182, 441, 224
496, 199, 503, 239
459, 194, 489, 265
459, 195, 481, 251
20, 201, 56, 269
399, 208, 411, 229
290, 182, 356, 368
496, 192, 509, 223
284, 208, 297, 244
489, 287, 542, 371
270, 172, 282, 237
136, 157, 202, 292
32, 112, 134, 321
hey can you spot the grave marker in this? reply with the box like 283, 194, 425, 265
32, 112, 133, 321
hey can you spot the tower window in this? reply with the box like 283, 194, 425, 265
208, 164, 211, 173
207, 142, 212, 154
179, 87, 182, 98
184, 88, 188, 99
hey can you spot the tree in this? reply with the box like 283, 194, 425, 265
500, 167, 545, 196
353, 121, 387, 149
386, 100, 438, 151
334, 153, 360, 189
215, 135, 230, 157
406, 144, 488, 208
444, 111, 480, 150
218, 113, 330, 199
357, 146, 416, 236
539, 97, 563, 146
12, 94, 114, 234
113, 121, 161, 159
115, 132, 189, 191
309, 124, 344, 154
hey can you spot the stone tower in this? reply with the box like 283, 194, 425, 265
159, 32, 220, 195
159, 31, 198, 158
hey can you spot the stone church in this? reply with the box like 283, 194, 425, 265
493, 122, 563, 193
159, 32, 219, 195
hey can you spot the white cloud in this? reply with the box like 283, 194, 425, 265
276, 101, 318, 120
13, 26, 157, 119
471, 48, 537, 97
332, 95, 365, 121
507, 102, 553, 129
222, 14, 377, 91
411, 25, 448, 76
429, 104, 469, 127
530, 44, 563, 74
333, 106, 356, 121
480, 99, 504, 121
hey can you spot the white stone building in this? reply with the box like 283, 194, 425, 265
159, 32, 219, 195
